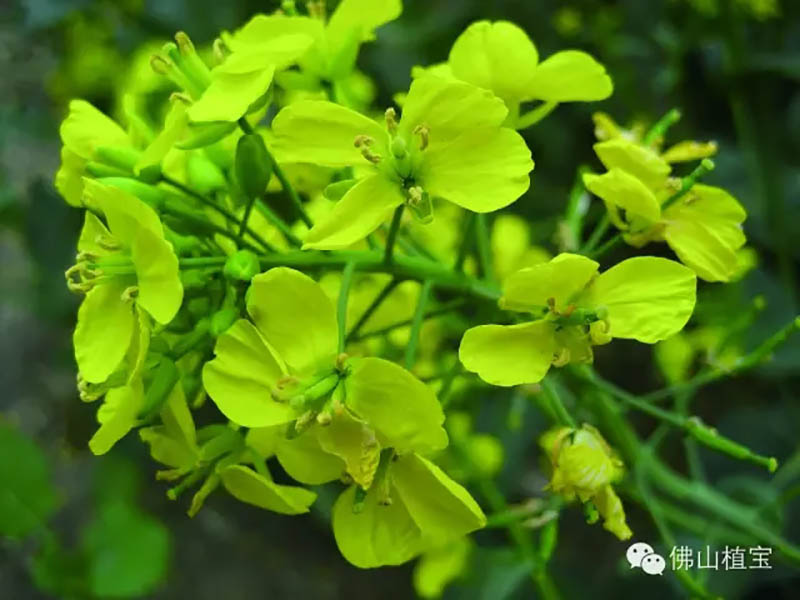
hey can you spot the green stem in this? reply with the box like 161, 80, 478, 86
642, 316, 800, 403
161, 175, 275, 252
660, 158, 716, 211
405, 279, 433, 369
642, 108, 682, 146
540, 378, 576, 428
454, 213, 476, 272
345, 278, 399, 343
577, 366, 777, 471
237, 195, 257, 241
337, 261, 357, 353
580, 214, 610, 255
255, 199, 303, 247
474, 213, 494, 282
161, 204, 266, 254
350, 299, 466, 342
237, 118, 312, 228
384, 205, 405, 264
564, 166, 590, 250
588, 232, 623, 260
516, 101, 559, 129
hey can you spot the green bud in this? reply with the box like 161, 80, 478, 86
95, 146, 141, 172
223, 250, 260, 282
138, 359, 180, 420
210, 308, 238, 337
137, 164, 162, 184
187, 153, 227, 194
323, 179, 357, 202
98, 177, 166, 209
235, 133, 273, 199
176, 121, 237, 150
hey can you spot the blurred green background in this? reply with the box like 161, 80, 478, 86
1, 0, 799, 598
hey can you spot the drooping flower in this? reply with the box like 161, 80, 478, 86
540, 424, 632, 540
459, 253, 696, 386
584, 121, 747, 282
68, 180, 183, 386
204, 267, 485, 566
413, 20, 612, 126
271, 75, 533, 249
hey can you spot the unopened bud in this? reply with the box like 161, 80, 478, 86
210, 308, 238, 337
223, 249, 260, 282
235, 133, 273, 199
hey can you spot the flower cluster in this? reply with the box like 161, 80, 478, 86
53, 0, 751, 581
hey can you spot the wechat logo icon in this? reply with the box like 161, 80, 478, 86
627, 542, 666, 575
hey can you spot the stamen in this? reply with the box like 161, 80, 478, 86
150, 55, 172, 76
384, 108, 398, 135
175, 31, 196, 56
552, 347, 571, 367
120, 286, 139, 302
412, 124, 429, 150
212, 38, 229, 65
95, 233, 121, 251
354, 135, 382, 164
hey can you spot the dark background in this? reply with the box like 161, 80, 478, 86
1, 0, 799, 598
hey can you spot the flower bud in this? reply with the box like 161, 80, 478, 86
223, 250, 260, 282
235, 133, 273, 200
211, 308, 239, 337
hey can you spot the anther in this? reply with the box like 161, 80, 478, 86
170, 91, 193, 105
354, 135, 381, 164
95, 233, 121, 251
212, 38, 229, 65
385, 108, 398, 135
175, 31, 195, 56
552, 347, 571, 367
412, 124, 429, 150
150, 55, 172, 76
120, 286, 139, 302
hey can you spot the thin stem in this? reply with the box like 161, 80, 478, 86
642, 316, 800, 403
516, 101, 559, 129
661, 158, 716, 211
384, 205, 405, 264
642, 108, 682, 146
474, 213, 494, 282
161, 175, 275, 252
161, 204, 265, 254
255, 199, 303, 247
345, 278, 400, 343
580, 214, 610, 254
405, 279, 433, 369
588, 232, 623, 260
237, 195, 257, 241
564, 166, 590, 250
238, 118, 312, 228
350, 299, 466, 342
577, 366, 777, 471
337, 261, 357, 353
454, 213, 476, 272
540, 378, 576, 428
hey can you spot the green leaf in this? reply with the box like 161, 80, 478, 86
581, 256, 697, 343
447, 20, 539, 103
247, 267, 338, 375
524, 50, 613, 102
89, 381, 145, 455
272, 100, 386, 167
302, 174, 404, 250
83, 500, 170, 598
501, 253, 599, 313
188, 65, 275, 123
326, 0, 402, 51
316, 411, 380, 488
459, 321, 556, 386
332, 484, 425, 568
203, 319, 293, 427
73, 282, 135, 384
392, 454, 486, 543
345, 357, 448, 453
220, 465, 316, 515
247, 426, 345, 486
583, 169, 662, 225
0, 424, 58, 538
59, 99, 129, 160
131, 227, 183, 325
593, 139, 671, 189
420, 127, 532, 213
413, 538, 471, 599
663, 184, 747, 282
399, 75, 508, 140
